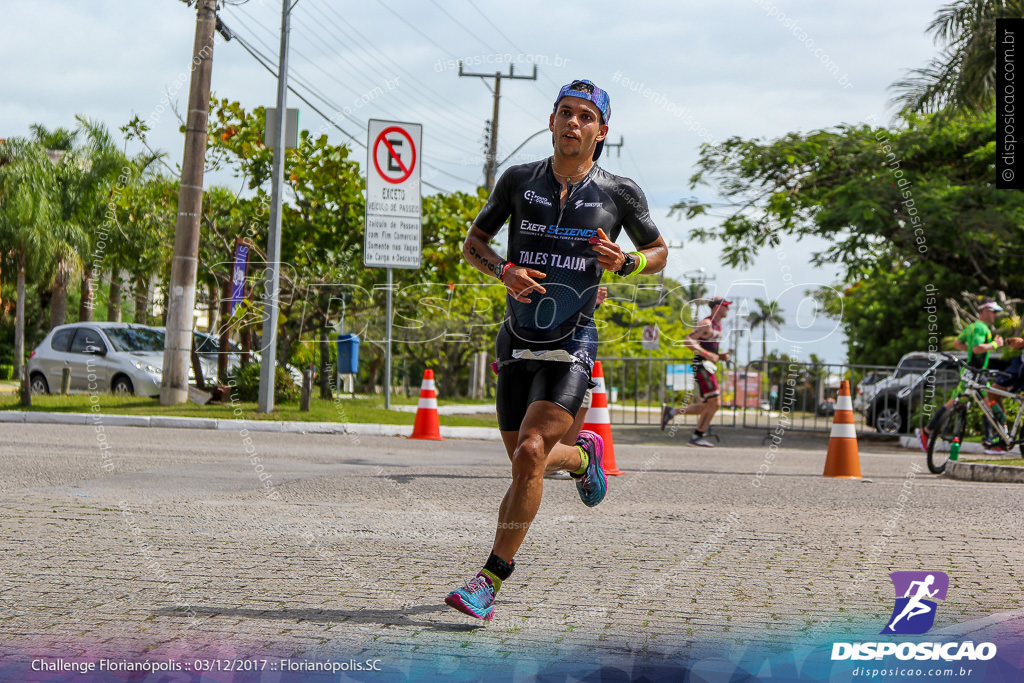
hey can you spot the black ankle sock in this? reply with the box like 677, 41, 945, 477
483, 553, 515, 581
694, 429, 704, 438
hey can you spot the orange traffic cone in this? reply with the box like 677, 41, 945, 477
409, 369, 443, 441
582, 361, 622, 475
823, 380, 861, 479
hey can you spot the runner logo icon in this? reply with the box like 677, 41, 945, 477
881, 571, 949, 635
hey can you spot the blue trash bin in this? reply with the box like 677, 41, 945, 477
336, 333, 360, 375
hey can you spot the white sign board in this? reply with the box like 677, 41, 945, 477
666, 364, 694, 391
365, 119, 422, 269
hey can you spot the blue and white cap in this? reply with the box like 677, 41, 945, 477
553, 79, 611, 160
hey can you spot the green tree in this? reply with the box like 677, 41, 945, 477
747, 298, 784, 394
892, 0, 1024, 114
28, 124, 88, 329
675, 109, 1024, 363
0, 138, 59, 376
30, 119, 132, 329
70, 116, 137, 322
108, 173, 177, 324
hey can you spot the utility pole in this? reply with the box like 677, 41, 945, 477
603, 135, 624, 158
458, 63, 537, 191
257, 0, 293, 413
160, 0, 217, 406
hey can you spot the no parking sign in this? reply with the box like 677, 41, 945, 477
365, 119, 422, 269
642, 325, 660, 350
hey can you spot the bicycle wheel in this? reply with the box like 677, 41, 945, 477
927, 406, 966, 474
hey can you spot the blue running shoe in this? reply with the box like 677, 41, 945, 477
445, 573, 495, 621
572, 430, 606, 507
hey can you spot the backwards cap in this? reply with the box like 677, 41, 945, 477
553, 79, 611, 160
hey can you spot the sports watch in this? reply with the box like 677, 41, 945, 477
615, 252, 638, 277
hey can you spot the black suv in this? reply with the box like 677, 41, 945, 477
865, 352, 967, 434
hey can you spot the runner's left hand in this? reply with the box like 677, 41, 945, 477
591, 228, 625, 272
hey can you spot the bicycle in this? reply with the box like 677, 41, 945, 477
924, 353, 1024, 474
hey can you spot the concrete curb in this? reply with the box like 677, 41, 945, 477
0, 410, 501, 441
898, 434, 985, 455
150, 416, 218, 430
944, 459, 1024, 483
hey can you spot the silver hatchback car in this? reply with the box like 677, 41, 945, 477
26, 323, 214, 397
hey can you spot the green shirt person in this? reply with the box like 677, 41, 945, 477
919, 300, 1004, 450
958, 318, 1000, 369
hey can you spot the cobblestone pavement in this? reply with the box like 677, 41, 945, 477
0, 422, 1021, 674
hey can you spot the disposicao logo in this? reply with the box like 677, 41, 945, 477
831, 571, 997, 663
882, 571, 948, 635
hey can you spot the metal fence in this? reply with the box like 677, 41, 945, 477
598, 357, 911, 434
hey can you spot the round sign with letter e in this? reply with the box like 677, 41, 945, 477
642, 325, 660, 350
373, 126, 417, 184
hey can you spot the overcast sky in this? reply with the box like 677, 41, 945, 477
2, 0, 944, 363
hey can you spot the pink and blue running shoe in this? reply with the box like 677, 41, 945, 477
445, 573, 495, 621
572, 430, 606, 507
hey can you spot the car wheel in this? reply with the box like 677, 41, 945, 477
29, 373, 49, 395
872, 404, 906, 434
111, 375, 134, 395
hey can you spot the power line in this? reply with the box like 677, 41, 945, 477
308, 0, 487, 133
463, 0, 561, 92
289, 12, 484, 154
428, 0, 494, 55
226, 22, 458, 193
230, 29, 363, 146
371, 0, 539, 147
232, 5, 481, 185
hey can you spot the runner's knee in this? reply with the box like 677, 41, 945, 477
512, 435, 547, 477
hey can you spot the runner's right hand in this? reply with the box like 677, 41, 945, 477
502, 266, 546, 303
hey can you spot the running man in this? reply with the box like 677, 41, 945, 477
660, 298, 731, 447
887, 574, 939, 631
446, 80, 668, 620
918, 300, 1004, 452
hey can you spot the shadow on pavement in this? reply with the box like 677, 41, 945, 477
155, 604, 486, 632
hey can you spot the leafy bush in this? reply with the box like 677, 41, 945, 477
0, 364, 12, 381
227, 361, 299, 404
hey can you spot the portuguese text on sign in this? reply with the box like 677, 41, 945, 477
365, 120, 422, 269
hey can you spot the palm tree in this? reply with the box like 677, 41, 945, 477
746, 298, 785, 403
29, 124, 88, 329
71, 116, 133, 322
891, 0, 1024, 114
0, 138, 59, 378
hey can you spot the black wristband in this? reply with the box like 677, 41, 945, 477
615, 252, 638, 277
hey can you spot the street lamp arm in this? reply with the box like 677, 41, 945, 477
497, 128, 548, 170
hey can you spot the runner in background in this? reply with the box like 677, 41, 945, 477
661, 298, 731, 447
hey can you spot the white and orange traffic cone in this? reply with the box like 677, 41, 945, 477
582, 361, 623, 475
409, 369, 443, 441
823, 379, 861, 479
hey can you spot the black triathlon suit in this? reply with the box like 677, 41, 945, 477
473, 158, 661, 430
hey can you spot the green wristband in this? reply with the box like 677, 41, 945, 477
624, 251, 646, 278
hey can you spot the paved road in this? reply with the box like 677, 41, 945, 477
0, 421, 1021, 677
